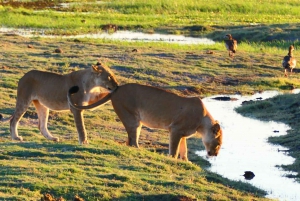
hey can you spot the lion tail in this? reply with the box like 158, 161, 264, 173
0, 113, 13, 122
67, 86, 113, 110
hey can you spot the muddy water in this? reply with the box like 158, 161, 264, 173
197, 90, 300, 201
0, 27, 215, 45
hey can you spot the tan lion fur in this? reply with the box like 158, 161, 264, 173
68, 83, 223, 161
0, 62, 118, 144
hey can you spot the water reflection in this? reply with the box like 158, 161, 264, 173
197, 91, 300, 201
0, 27, 215, 45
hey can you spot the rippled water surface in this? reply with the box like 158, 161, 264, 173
0, 27, 215, 45
197, 91, 300, 201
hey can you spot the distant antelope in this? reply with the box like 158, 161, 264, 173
224, 34, 237, 58
282, 44, 296, 77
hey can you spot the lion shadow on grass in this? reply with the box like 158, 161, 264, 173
0, 140, 267, 199
1, 142, 123, 160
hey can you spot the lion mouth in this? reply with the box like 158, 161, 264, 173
208, 151, 218, 157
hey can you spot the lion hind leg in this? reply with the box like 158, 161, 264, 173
33, 100, 59, 142
10, 114, 23, 141
10, 99, 32, 141
113, 105, 141, 147
124, 122, 142, 147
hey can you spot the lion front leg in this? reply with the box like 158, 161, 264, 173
179, 137, 189, 161
169, 130, 182, 159
70, 108, 88, 144
169, 129, 190, 161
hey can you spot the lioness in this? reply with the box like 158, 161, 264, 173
0, 62, 118, 144
67, 83, 222, 160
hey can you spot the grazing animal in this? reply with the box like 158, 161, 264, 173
224, 34, 238, 58
282, 44, 296, 77
0, 62, 118, 144
67, 83, 223, 161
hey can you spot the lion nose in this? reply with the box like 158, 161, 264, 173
107, 85, 114, 90
208, 151, 212, 156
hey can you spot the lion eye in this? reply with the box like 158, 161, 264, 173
108, 76, 111, 81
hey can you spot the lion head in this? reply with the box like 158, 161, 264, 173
91, 62, 119, 92
202, 122, 223, 157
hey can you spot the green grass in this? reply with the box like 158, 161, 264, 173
1, 0, 300, 200
2, 0, 300, 40
0, 34, 279, 200
0, 140, 268, 200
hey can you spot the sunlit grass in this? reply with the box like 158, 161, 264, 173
2, 0, 300, 35
0, 0, 300, 199
0, 34, 285, 200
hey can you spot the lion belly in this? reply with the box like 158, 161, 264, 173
31, 88, 70, 111
38, 98, 70, 111
139, 112, 171, 129
137, 102, 203, 133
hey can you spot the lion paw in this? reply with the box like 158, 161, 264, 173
52, 137, 60, 142
12, 136, 23, 141
179, 155, 190, 162
80, 140, 89, 145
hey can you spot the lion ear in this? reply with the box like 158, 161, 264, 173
211, 122, 221, 138
92, 65, 103, 74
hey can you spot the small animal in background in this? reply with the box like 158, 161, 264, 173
224, 34, 238, 58
101, 24, 118, 32
282, 44, 296, 77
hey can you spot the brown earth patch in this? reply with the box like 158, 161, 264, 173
0, 1, 57, 10
41, 193, 84, 201
171, 195, 197, 201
